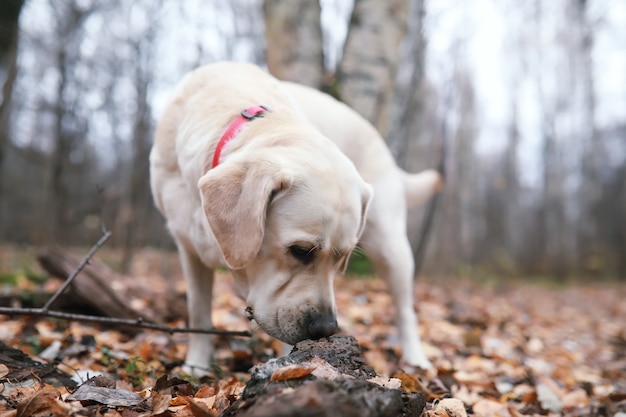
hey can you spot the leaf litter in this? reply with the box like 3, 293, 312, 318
0, 250, 625, 416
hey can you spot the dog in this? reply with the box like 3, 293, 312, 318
150, 62, 442, 374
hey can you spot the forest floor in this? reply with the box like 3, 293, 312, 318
0, 246, 625, 416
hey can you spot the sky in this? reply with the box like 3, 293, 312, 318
424, 0, 626, 184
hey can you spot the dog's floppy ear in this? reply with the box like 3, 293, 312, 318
198, 160, 293, 269
339, 183, 372, 274
357, 183, 373, 239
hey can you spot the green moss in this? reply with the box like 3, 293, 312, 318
346, 250, 374, 276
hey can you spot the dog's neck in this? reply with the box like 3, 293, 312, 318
212, 105, 269, 168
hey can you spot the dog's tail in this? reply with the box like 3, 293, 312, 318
401, 169, 444, 209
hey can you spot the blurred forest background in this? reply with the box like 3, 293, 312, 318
0, 0, 624, 278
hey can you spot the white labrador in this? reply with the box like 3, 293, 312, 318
150, 62, 441, 374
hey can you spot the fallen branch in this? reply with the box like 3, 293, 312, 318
0, 307, 250, 336
0, 230, 251, 338
41, 230, 113, 312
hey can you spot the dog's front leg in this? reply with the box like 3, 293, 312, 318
176, 242, 215, 375
361, 225, 432, 369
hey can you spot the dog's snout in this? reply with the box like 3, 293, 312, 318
307, 314, 338, 340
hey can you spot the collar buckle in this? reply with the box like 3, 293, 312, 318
241, 105, 270, 120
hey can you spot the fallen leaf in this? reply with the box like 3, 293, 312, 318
151, 389, 171, 414
187, 398, 215, 417
270, 364, 316, 382
472, 398, 511, 417
153, 374, 191, 392
16, 388, 66, 417
429, 398, 468, 417
170, 395, 192, 406
67, 384, 144, 407
393, 370, 426, 392
368, 376, 402, 389
0, 364, 9, 378
195, 385, 216, 398
562, 388, 589, 410
191, 396, 216, 410
536, 381, 562, 413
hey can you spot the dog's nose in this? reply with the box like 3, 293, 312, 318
307, 314, 338, 339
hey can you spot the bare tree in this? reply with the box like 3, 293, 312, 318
118, 3, 160, 272
338, 0, 409, 136
46, 0, 96, 243
571, 0, 602, 273
263, 0, 325, 88
0, 0, 25, 238
386, 0, 426, 168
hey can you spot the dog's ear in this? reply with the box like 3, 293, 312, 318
198, 160, 293, 269
357, 182, 373, 239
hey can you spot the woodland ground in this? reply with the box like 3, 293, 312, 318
0, 246, 625, 416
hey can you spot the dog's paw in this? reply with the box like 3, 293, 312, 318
403, 351, 433, 371
181, 362, 212, 377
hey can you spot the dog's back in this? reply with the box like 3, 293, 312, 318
282, 82, 442, 209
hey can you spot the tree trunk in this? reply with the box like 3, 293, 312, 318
263, 0, 324, 88
49, 47, 71, 243
572, 0, 601, 274
338, 0, 409, 137
386, 0, 426, 168
120, 35, 155, 272
0, 0, 25, 240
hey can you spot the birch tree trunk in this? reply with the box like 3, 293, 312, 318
263, 0, 324, 88
338, 0, 409, 137
386, 0, 426, 168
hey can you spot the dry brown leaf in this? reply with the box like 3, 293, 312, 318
187, 398, 215, 417
269, 364, 316, 382
139, 340, 154, 361
393, 370, 419, 391
192, 396, 217, 411
101, 412, 124, 417
427, 398, 468, 417
213, 390, 233, 414
0, 365, 9, 379
170, 395, 192, 406
472, 398, 511, 417
562, 388, 590, 410
195, 385, 216, 398
16, 388, 65, 417
151, 389, 171, 414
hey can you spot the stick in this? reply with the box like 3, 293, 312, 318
0, 230, 251, 338
0, 306, 250, 336
41, 230, 112, 312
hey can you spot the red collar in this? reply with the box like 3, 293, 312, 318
212, 105, 269, 168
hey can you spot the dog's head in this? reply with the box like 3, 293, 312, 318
198, 142, 372, 344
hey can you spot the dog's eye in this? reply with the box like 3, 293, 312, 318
289, 245, 316, 264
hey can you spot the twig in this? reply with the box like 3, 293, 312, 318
0, 230, 252, 338
0, 306, 250, 336
41, 230, 112, 312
